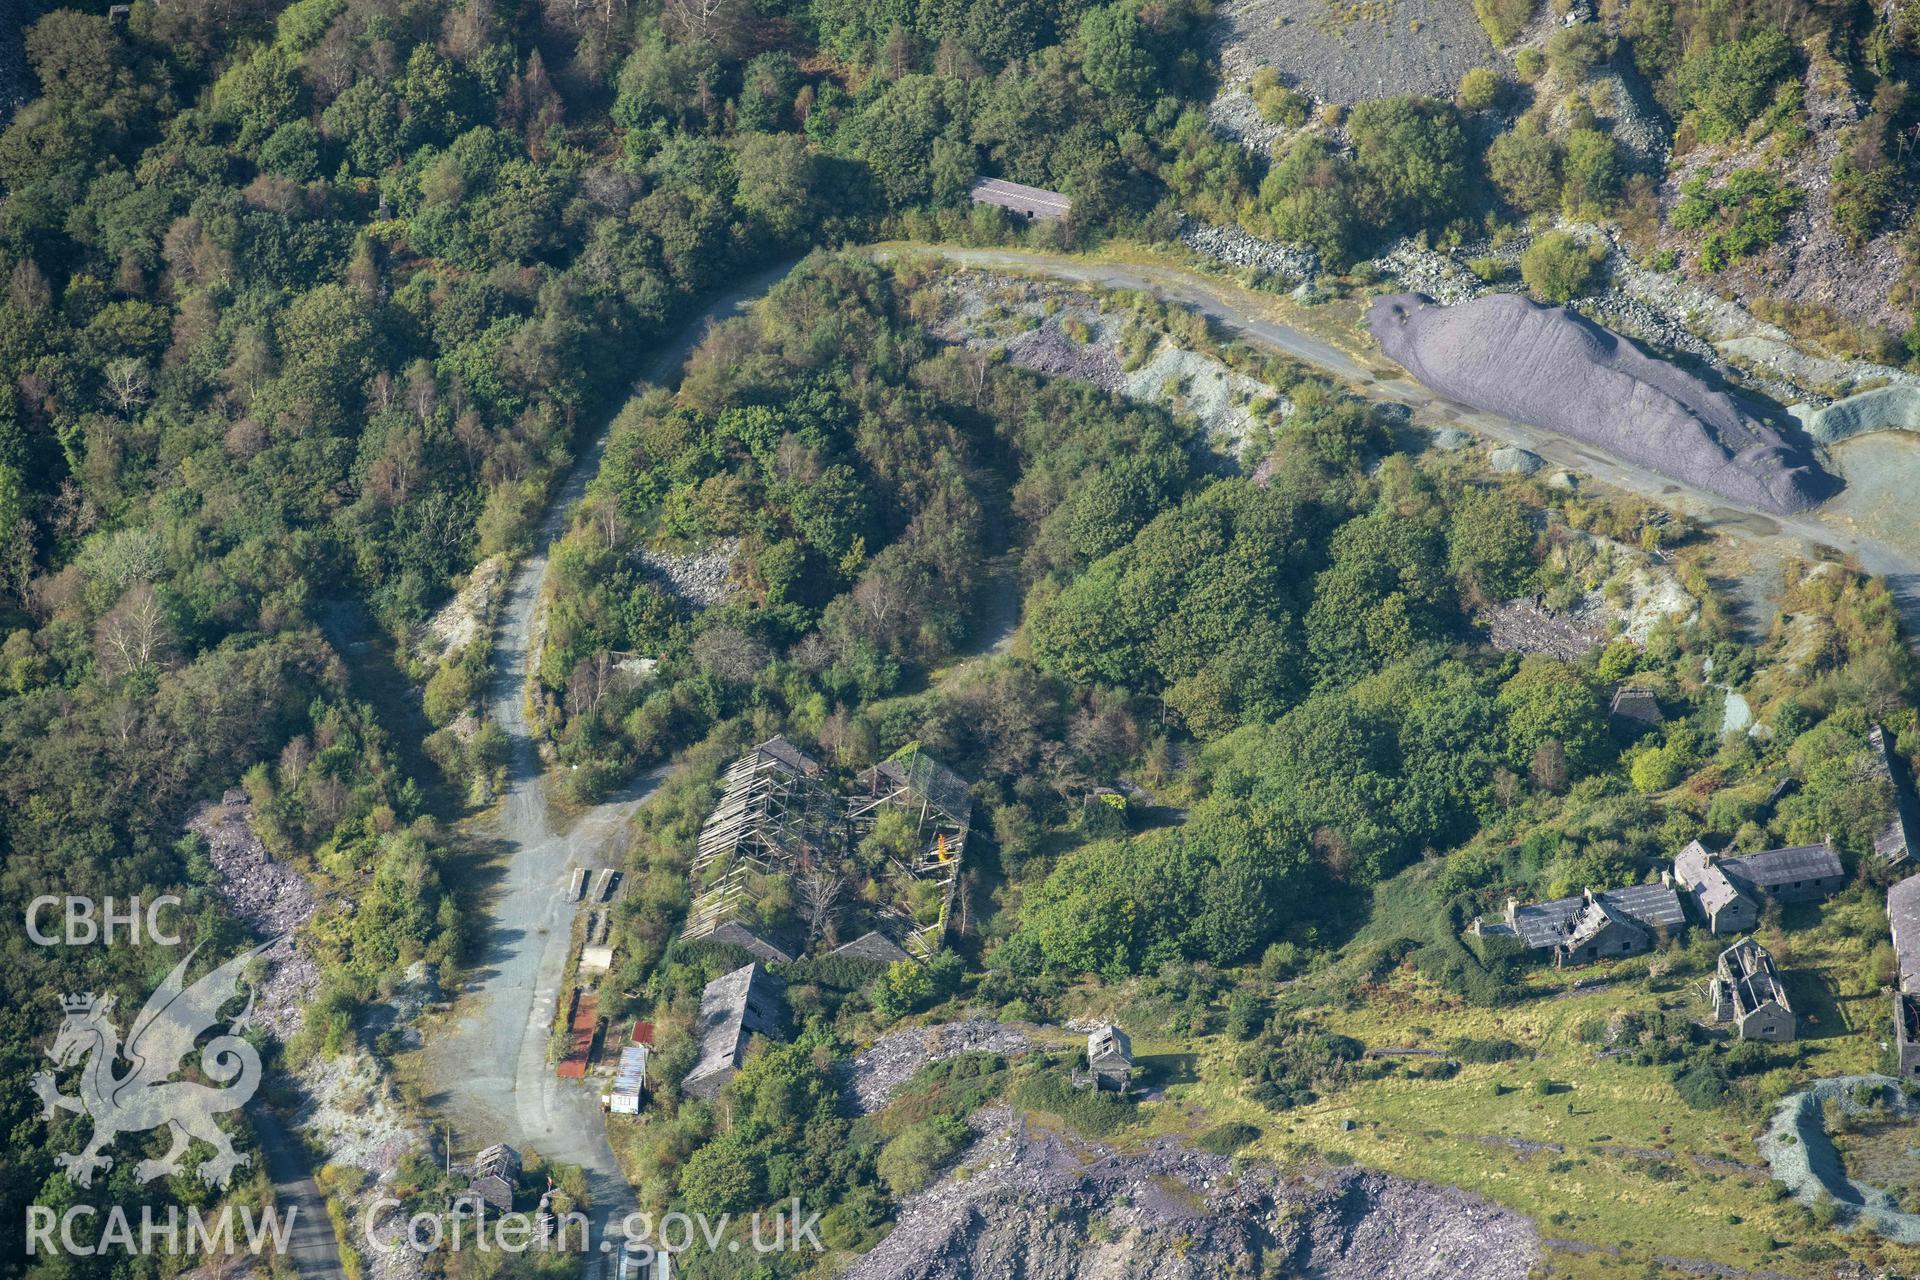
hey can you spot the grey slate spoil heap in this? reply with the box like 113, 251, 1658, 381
1367, 293, 1830, 514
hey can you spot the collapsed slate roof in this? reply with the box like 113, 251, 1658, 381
1088, 1024, 1132, 1067
1366, 293, 1831, 514
1718, 937, 1789, 1018
1562, 895, 1646, 952
1506, 881, 1685, 949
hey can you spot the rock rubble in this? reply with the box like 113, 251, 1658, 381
844, 1105, 1541, 1280
187, 796, 319, 1040
841, 1019, 1037, 1115
1180, 221, 1318, 283
637, 539, 737, 607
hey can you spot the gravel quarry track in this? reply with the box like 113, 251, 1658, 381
254, 1106, 348, 1280
424, 259, 797, 1248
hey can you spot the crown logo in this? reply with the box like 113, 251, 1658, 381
61, 993, 99, 1014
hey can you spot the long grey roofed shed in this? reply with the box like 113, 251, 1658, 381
681, 962, 782, 1099
1870, 724, 1920, 865
968, 178, 1072, 219
1719, 842, 1843, 888
1892, 875, 1920, 993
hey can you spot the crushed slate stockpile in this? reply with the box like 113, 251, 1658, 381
1367, 293, 1833, 514
845, 1106, 1540, 1280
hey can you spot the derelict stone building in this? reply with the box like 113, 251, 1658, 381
1477, 882, 1685, 967
1869, 724, 1920, 867
1889, 875, 1920, 1079
1709, 937, 1794, 1043
1085, 1024, 1132, 1092
1673, 839, 1846, 934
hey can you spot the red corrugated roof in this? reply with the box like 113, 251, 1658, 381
557, 991, 597, 1079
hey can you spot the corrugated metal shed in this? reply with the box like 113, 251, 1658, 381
557, 990, 597, 1079
969, 178, 1071, 219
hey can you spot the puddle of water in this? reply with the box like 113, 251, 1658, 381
1701, 508, 1783, 537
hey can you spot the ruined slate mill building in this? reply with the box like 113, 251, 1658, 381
846, 743, 973, 962
680, 737, 973, 965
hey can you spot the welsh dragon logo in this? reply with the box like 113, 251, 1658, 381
34, 938, 280, 1189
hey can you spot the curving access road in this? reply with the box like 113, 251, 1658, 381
424, 259, 797, 1251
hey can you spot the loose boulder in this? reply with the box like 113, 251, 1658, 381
1489, 446, 1545, 475
1368, 293, 1831, 513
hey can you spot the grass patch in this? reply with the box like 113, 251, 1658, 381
1012, 1067, 1140, 1138
1472, 0, 1535, 45
1195, 1121, 1262, 1154
867, 1051, 1014, 1139
1451, 1035, 1529, 1063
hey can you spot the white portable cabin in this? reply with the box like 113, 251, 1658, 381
608, 1045, 648, 1115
